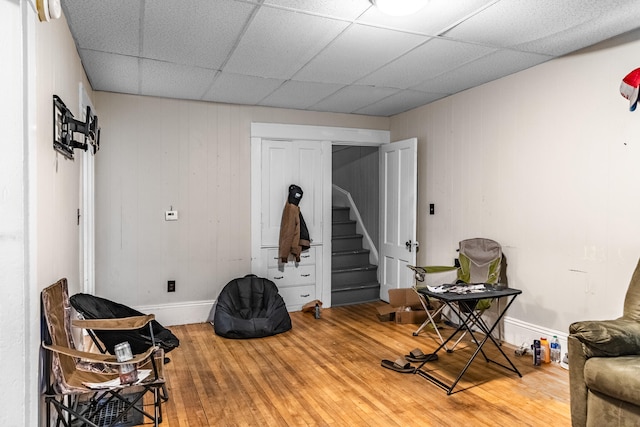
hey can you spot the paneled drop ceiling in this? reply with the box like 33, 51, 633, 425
61, 0, 640, 116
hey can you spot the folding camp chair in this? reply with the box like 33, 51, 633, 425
69, 292, 180, 402
409, 238, 505, 351
41, 278, 165, 427
408, 265, 459, 351
449, 238, 504, 350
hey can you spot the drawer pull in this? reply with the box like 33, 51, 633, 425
273, 276, 284, 280
301, 294, 310, 298
301, 255, 310, 258
301, 274, 311, 277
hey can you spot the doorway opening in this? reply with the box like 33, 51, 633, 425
331, 145, 380, 306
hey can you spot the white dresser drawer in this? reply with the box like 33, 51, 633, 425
279, 285, 316, 307
267, 247, 315, 268
267, 265, 315, 287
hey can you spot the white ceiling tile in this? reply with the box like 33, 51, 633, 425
143, 0, 256, 69
202, 73, 285, 105
411, 49, 552, 94
79, 50, 140, 95
359, 38, 496, 89
223, 7, 350, 79
295, 24, 428, 84
140, 60, 217, 100
310, 85, 399, 114
259, 80, 345, 110
357, 0, 496, 35
263, 0, 370, 20
355, 90, 446, 116
516, 1, 640, 56
62, 0, 141, 55
444, 0, 640, 53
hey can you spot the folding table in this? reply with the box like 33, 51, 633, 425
414, 285, 523, 394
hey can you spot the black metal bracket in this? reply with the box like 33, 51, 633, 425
53, 95, 100, 160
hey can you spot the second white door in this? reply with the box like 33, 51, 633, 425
379, 138, 418, 302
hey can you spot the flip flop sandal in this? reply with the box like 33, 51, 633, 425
380, 358, 415, 373
404, 348, 438, 363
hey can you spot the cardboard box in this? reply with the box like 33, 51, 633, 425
376, 288, 434, 324
395, 308, 427, 324
376, 305, 397, 322
388, 288, 423, 310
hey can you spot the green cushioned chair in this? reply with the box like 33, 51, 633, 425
569, 258, 640, 427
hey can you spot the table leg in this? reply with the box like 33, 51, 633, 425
415, 294, 522, 394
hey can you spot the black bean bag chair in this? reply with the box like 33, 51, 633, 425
213, 274, 292, 339
69, 293, 180, 355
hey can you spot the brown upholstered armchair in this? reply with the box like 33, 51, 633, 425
568, 259, 640, 426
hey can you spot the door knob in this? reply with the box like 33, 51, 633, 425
405, 240, 419, 252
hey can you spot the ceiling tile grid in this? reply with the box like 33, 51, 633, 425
142, 0, 256, 69
223, 6, 351, 79
357, 38, 497, 90
293, 24, 429, 85
203, 72, 285, 105
258, 80, 346, 110
78, 50, 141, 95
140, 60, 219, 100
61, 0, 640, 116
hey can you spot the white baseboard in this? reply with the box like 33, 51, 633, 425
503, 316, 567, 358
133, 300, 216, 327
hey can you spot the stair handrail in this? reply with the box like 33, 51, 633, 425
332, 184, 378, 265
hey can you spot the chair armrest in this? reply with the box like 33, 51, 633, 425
42, 342, 156, 365
72, 314, 155, 331
569, 318, 640, 358
568, 336, 588, 427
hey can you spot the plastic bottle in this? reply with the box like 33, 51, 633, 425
314, 303, 321, 319
533, 339, 541, 366
550, 338, 558, 363
540, 337, 550, 364
551, 336, 561, 363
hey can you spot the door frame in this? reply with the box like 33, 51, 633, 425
79, 83, 96, 295
250, 123, 389, 309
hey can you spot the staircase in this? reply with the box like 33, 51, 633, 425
331, 207, 380, 306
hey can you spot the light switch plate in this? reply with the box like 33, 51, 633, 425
165, 210, 178, 221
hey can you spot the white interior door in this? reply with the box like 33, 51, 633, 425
379, 138, 418, 302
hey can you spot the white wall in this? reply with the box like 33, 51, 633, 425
1, 2, 94, 425
35, 10, 92, 295
93, 92, 388, 324
0, 1, 30, 424
391, 29, 640, 342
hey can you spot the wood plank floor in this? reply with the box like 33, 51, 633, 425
148, 302, 571, 426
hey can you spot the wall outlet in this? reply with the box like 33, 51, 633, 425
165, 210, 178, 221
167, 280, 176, 292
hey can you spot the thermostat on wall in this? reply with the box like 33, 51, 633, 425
165, 210, 178, 221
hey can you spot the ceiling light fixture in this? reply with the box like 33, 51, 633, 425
369, 0, 430, 16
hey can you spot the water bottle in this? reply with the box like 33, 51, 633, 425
551, 336, 561, 363
555, 337, 562, 364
